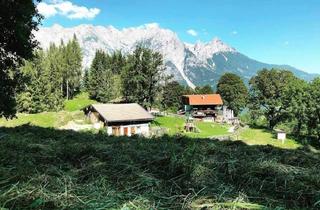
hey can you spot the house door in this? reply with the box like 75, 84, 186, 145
124, 127, 129, 136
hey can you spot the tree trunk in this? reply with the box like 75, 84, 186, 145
66, 80, 69, 100
269, 119, 276, 130
295, 120, 302, 136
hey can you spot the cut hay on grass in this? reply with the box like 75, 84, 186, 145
0, 125, 320, 209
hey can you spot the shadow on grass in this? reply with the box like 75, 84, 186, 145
0, 125, 320, 210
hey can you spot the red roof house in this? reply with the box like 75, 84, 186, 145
182, 94, 223, 106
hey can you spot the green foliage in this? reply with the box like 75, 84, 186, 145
281, 78, 310, 135
17, 49, 64, 113
62, 35, 83, 99
88, 50, 124, 102
82, 68, 90, 91
249, 69, 296, 129
217, 73, 248, 116
246, 69, 320, 142
0, 125, 319, 209
16, 36, 82, 113
121, 46, 165, 109
194, 84, 214, 94
307, 78, 320, 140
161, 81, 185, 111
0, 0, 42, 118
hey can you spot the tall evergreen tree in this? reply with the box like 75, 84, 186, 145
88, 50, 118, 102
121, 46, 165, 109
17, 47, 64, 113
63, 34, 82, 100
109, 51, 126, 74
161, 81, 185, 111
82, 68, 90, 91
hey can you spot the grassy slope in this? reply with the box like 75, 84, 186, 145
0, 126, 319, 209
64, 92, 97, 112
153, 116, 229, 138
239, 128, 300, 149
0, 111, 86, 128
0, 93, 96, 128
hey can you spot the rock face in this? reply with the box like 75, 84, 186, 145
34, 23, 317, 88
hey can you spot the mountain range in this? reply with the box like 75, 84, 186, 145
34, 23, 317, 88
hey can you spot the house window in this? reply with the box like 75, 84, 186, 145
131, 127, 136, 135
112, 126, 120, 136
137, 126, 141, 133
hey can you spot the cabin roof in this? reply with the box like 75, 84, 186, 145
88, 103, 154, 123
182, 94, 223, 106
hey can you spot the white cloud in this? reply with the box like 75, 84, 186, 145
143, 23, 160, 29
231, 30, 238, 35
37, 0, 100, 19
187, 29, 198, 37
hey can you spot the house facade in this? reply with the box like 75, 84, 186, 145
182, 94, 223, 119
83, 103, 154, 136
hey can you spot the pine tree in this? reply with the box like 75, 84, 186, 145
121, 46, 165, 109
82, 68, 90, 91
17, 47, 64, 113
61, 34, 82, 100
161, 80, 185, 111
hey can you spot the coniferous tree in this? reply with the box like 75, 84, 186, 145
82, 68, 90, 91
121, 46, 165, 109
88, 50, 116, 102
63, 34, 82, 100
161, 81, 185, 111
110, 51, 126, 74
195, 85, 214, 94
17, 47, 64, 113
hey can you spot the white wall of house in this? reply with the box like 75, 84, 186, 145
106, 123, 150, 136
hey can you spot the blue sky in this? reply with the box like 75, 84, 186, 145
38, 0, 320, 74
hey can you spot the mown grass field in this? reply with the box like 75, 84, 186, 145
153, 116, 229, 138
152, 116, 301, 149
1, 95, 318, 209
0, 125, 319, 209
239, 128, 301, 149
0, 93, 94, 129
0, 111, 86, 128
